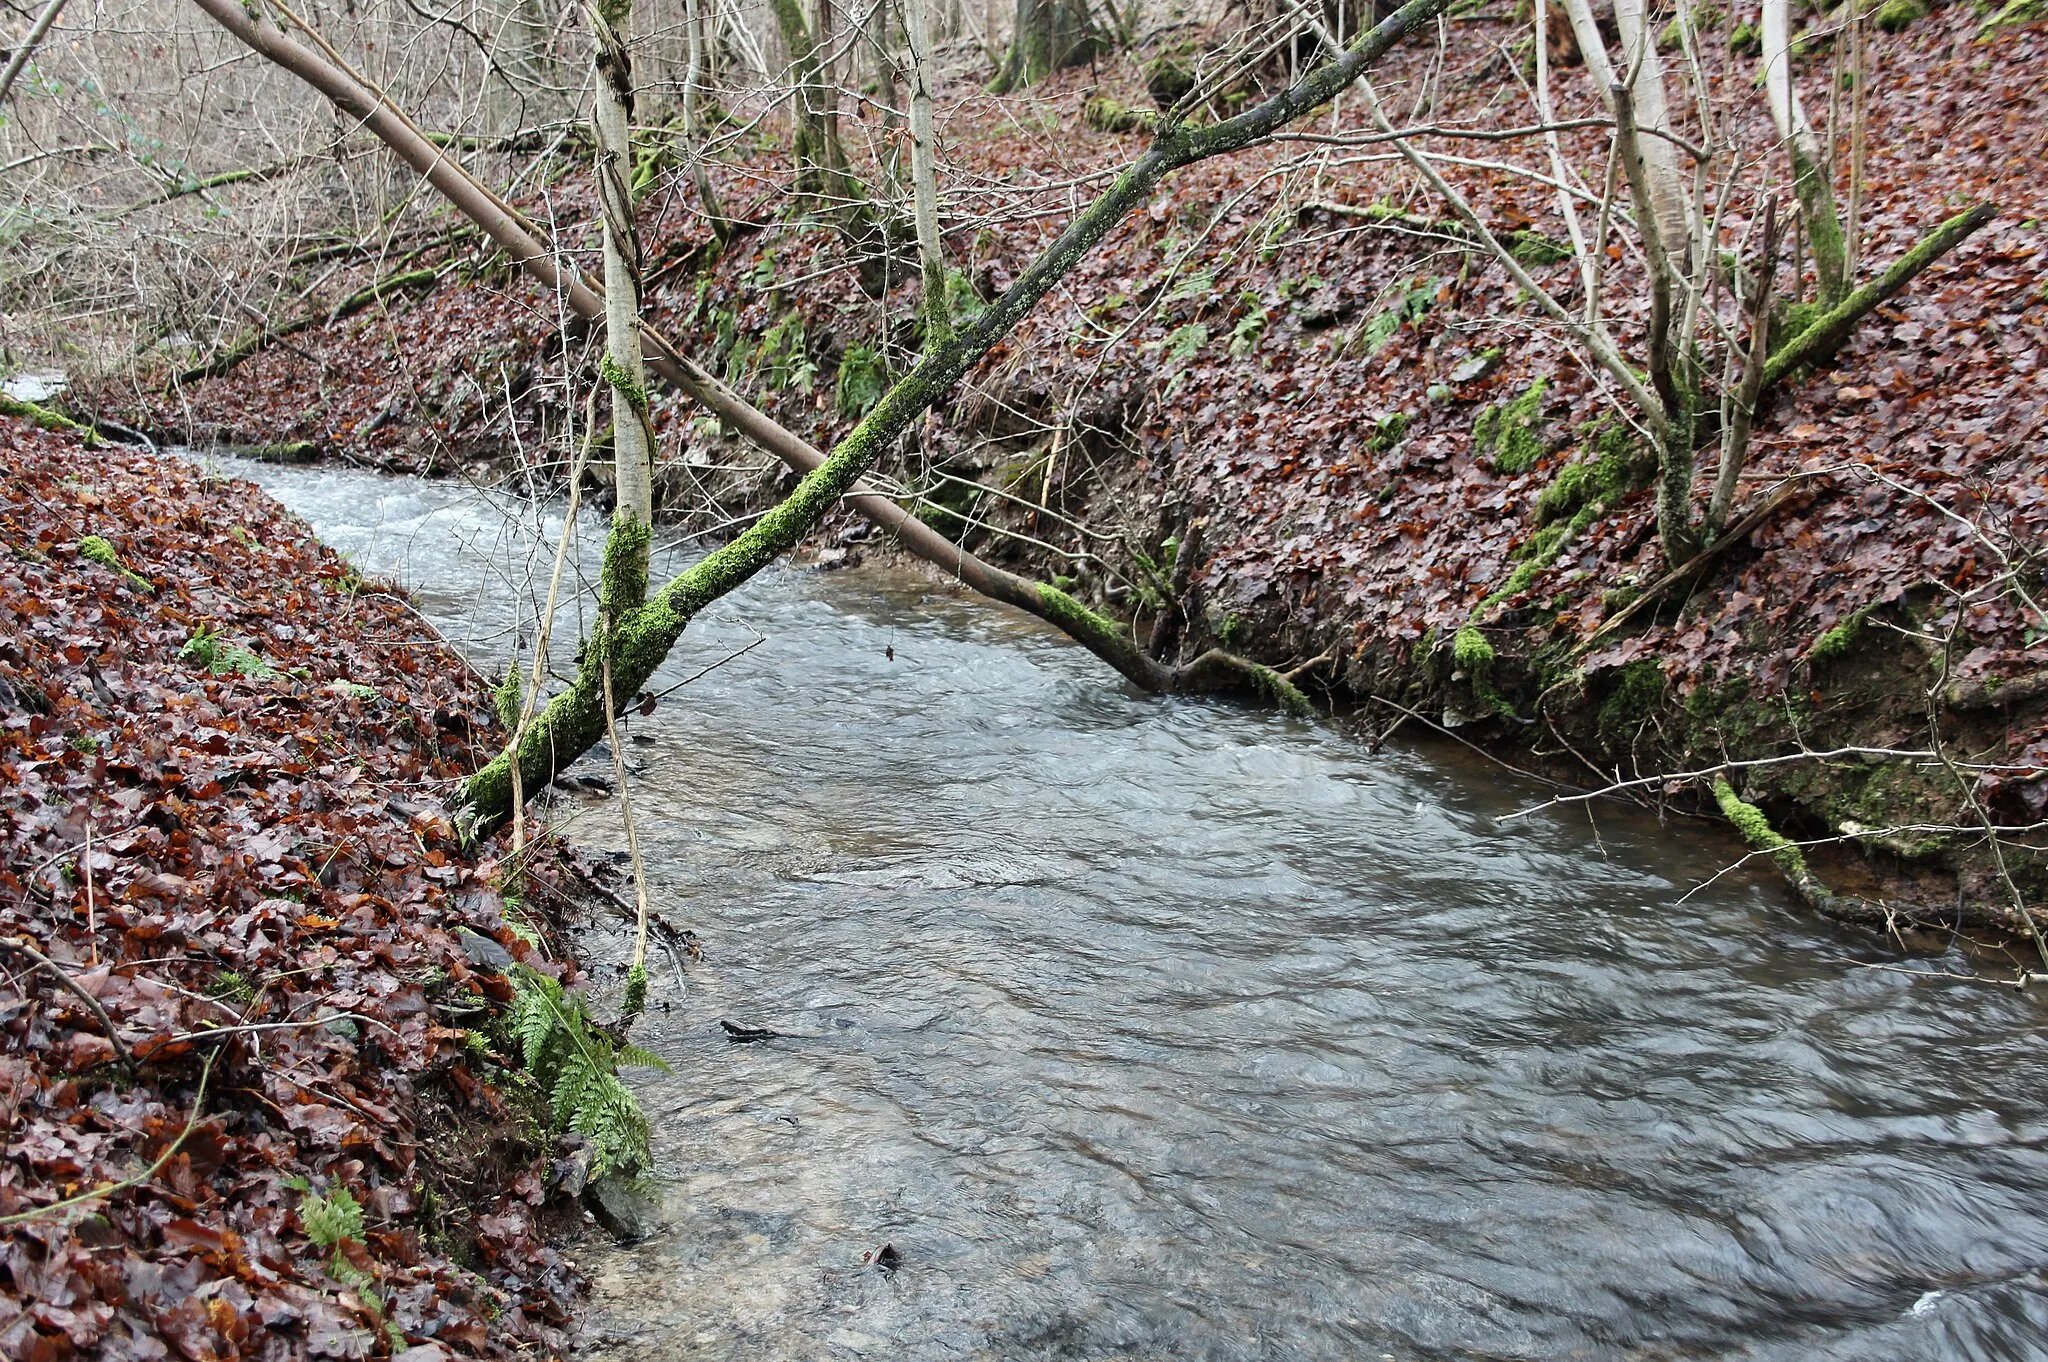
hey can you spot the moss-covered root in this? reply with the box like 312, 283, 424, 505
2, 394, 101, 445
1712, 775, 1857, 919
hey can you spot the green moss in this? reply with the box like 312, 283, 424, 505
76, 535, 152, 593
1452, 624, 1494, 676
1533, 418, 1652, 525
1472, 378, 1550, 475
915, 475, 986, 541
1143, 54, 1195, 108
179, 625, 276, 679
1249, 662, 1314, 718
494, 667, 523, 731
1979, 0, 2045, 34
1727, 20, 1760, 53
1507, 232, 1573, 267
0, 393, 97, 442
1874, 0, 1928, 31
1808, 604, 1874, 663
598, 514, 652, 616
1082, 96, 1157, 134
1596, 658, 1666, 740
598, 354, 649, 415
1712, 776, 1811, 882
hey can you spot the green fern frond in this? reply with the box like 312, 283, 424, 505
615, 1043, 673, 1073
505, 964, 659, 1177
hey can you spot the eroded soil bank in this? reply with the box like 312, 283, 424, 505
73, 7, 2048, 925
0, 416, 602, 1359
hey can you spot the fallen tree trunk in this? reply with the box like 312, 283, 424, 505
191, 0, 1451, 837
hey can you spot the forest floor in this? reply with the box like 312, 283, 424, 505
0, 415, 600, 1359
71, 4, 2048, 926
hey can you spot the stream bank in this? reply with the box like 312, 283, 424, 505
0, 414, 596, 1359
69, 7, 2048, 930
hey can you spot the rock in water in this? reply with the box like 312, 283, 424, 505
586, 1174, 662, 1244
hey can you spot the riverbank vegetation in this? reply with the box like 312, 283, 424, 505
19, 2, 2048, 925
2, 0, 2046, 1344
0, 416, 613, 1355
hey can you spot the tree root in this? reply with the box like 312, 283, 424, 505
0, 394, 100, 445
1711, 774, 2043, 934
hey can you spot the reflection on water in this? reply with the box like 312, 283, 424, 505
226, 457, 2048, 1362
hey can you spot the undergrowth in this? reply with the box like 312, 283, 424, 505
507, 964, 667, 1178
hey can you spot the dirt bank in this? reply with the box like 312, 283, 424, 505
0, 416, 598, 1358
71, 6, 2048, 927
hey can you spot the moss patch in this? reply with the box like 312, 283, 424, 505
1596, 658, 1666, 742
77, 535, 152, 593
1808, 604, 1874, 664
1712, 775, 1811, 882
1534, 418, 1653, 525
1874, 0, 1928, 31
1472, 378, 1550, 475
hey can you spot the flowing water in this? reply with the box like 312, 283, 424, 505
217, 455, 2048, 1362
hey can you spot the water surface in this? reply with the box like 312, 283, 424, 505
224, 456, 2048, 1362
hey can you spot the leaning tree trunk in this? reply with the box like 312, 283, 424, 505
988, 0, 1103, 93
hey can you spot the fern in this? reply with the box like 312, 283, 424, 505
505, 965, 668, 1177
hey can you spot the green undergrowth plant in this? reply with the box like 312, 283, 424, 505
507, 964, 666, 1178
179, 624, 276, 679
291, 1180, 405, 1350
835, 343, 890, 417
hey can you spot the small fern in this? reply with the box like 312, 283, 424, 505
298, 1184, 365, 1249
506, 965, 667, 1178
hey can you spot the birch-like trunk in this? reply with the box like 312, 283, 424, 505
1558, 0, 1692, 264
1760, 0, 1847, 306
904, 0, 950, 345
592, 0, 655, 612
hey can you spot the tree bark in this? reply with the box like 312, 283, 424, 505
988, 0, 1102, 93
1557, 0, 1692, 264
591, 0, 656, 615
904, 0, 950, 346
0, 0, 71, 108
1761, 0, 1847, 307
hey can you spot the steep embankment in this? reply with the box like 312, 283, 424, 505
78, 6, 2048, 923
0, 417, 586, 1357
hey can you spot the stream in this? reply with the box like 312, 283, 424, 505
215, 454, 2048, 1361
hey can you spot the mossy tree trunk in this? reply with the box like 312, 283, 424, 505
771, 0, 859, 211
904, 0, 950, 346
987, 0, 1103, 93
1762, 0, 1847, 307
